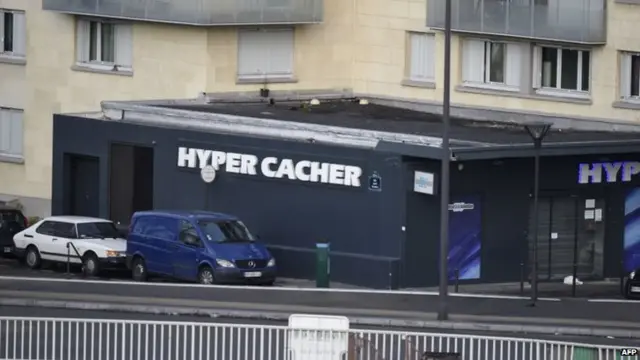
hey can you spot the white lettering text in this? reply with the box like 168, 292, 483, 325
178, 147, 362, 187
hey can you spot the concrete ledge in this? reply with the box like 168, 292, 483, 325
2, 298, 639, 340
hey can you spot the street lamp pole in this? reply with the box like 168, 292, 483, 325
438, 0, 453, 321
524, 122, 551, 307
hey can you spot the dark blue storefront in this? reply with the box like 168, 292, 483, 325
51, 113, 640, 289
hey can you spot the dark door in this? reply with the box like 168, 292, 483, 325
69, 155, 100, 217
529, 196, 605, 281
403, 191, 440, 288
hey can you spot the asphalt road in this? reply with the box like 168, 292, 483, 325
2, 275, 640, 325
0, 306, 636, 360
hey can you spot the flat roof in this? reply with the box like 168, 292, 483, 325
158, 100, 640, 145
155, 99, 640, 160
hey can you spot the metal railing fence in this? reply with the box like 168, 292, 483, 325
0, 317, 636, 360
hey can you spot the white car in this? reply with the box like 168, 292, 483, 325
13, 216, 127, 276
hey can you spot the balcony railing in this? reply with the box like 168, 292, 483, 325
42, 0, 323, 25
427, 0, 606, 44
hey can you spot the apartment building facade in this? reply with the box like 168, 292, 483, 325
1, 0, 640, 217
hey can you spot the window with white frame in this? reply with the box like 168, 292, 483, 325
237, 29, 294, 80
0, 108, 23, 158
76, 18, 132, 70
407, 32, 435, 83
620, 52, 640, 101
461, 39, 521, 89
533, 46, 590, 94
0, 10, 26, 58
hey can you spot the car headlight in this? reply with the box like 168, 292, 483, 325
267, 258, 276, 267
106, 250, 125, 257
631, 271, 636, 280
216, 259, 235, 268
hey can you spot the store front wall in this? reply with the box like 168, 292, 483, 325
51, 114, 640, 288
51, 115, 407, 288
446, 154, 640, 285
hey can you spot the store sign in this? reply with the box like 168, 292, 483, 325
578, 161, 640, 184
177, 147, 363, 187
414, 171, 435, 195
448, 202, 475, 212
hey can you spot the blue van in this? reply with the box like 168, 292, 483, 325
126, 211, 276, 285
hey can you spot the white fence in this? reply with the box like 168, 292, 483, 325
0, 317, 636, 360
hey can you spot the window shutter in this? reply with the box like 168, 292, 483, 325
531, 45, 542, 89
0, 13, 5, 51
237, 30, 266, 78
462, 39, 484, 83
620, 53, 632, 99
114, 24, 133, 68
76, 19, 90, 63
12, 12, 26, 56
409, 33, 424, 80
505, 43, 522, 87
9, 111, 22, 156
0, 110, 10, 154
409, 33, 435, 82
266, 29, 294, 76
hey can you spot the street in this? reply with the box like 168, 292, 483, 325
0, 306, 637, 360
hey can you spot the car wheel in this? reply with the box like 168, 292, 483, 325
83, 253, 100, 277
132, 257, 148, 282
198, 266, 215, 285
25, 246, 41, 269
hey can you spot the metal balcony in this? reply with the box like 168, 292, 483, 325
42, 0, 323, 25
427, 0, 606, 44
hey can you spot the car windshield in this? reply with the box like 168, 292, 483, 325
198, 220, 255, 243
77, 222, 120, 239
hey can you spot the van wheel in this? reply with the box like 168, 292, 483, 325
132, 257, 148, 282
198, 266, 215, 285
25, 246, 41, 269
83, 253, 100, 277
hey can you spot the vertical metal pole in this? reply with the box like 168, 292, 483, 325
572, 196, 579, 297
438, 0, 453, 321
531, 140, 541, 305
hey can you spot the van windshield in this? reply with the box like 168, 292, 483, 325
77, 222, 120, 239
198, 220, 255, 243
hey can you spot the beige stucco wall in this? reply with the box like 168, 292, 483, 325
351, 0, 640, 123
2, 0, 640, 215
0, 0, 356, 215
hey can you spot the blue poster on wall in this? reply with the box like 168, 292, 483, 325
624, 188, 640, 272
448, 195, 482, 280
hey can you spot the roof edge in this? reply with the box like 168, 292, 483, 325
99, 101, 453, 149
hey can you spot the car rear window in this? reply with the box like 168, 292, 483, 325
0, 210, 25, 225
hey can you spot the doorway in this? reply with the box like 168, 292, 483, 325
65, 154, 100, 217
528, 196, 605, 281
109, 144, 154, 225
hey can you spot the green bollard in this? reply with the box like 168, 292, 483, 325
316, 242, 330, 288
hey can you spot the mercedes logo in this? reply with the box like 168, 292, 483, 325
248, 261, 255, 268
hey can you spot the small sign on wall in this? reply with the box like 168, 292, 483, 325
414, 171, 435, 195
368, 172, 382, 191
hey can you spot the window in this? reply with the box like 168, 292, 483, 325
198, 220, 255, 243
76, 18, 132, 71
36, 221, 56, 236
533, 46, 590, 95
77, 222, 120, 239
0, 108, 23, 158
0, 9, 26, 58
407, 32, 435, 83
620, 53, 640, 101
237, 29, 294, 81
461, 39, 521, 90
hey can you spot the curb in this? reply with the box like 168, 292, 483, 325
2, 298, 639, 339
